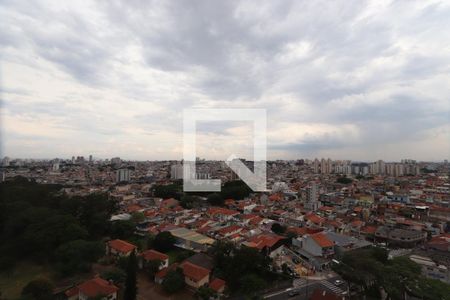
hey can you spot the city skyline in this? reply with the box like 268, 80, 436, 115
1, 1, 449, 161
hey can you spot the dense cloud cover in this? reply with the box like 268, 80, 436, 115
1, 0, 449, 160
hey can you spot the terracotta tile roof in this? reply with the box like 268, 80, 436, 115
361, 225, 377, 234
160, 198, 179, 208
311, 233, 334, 248
269, 194, 282, 201
247, 234, 284, 250
181, 261, 210, 282
155, 263, 179, 280
126, 204, 143, 213
241, 214, 258, 220
351, 220, 364, 227
249, 216, 263, 225
353, 206, 363, 213
287, 227, 308, 236
141, 249, 169, 262
65, 286, 79, 297
273, 209, 287, 215
108, 239, 136, 253
208, 207, 239, 217
306, 213, 325, 225
144, 210, 157, 217
224, 199, 235, 206
252, 205, 264, 212
218, 225, 242, 236
78, 277, 118, 298
319, 206, 334, 212
209, 278, 226, 292
196, 225, 212, 234
325, 220, 342, 228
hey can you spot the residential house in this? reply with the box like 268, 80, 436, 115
139, 249, 169, 270
65, 277, 119, 300
106, 239, 137, 258
301, 233, 334, 257
209, 278, 226, 295
180, 261, 210, 289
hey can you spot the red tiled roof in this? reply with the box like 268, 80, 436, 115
319, 206, 334, 212
325, 220, 342, 228
209, 278, 226, 292
108, 239, 136, 253
181, 261, 210, 282
247, 234, 284, 250
269, 194, 282, 201
311, 233, 334, 248
306, 214, 325, 225
273, 209, 286, 215
155, 263, 179, 280
287, 227, 308, 236
126, 204, 143, 213
241, 214, 258, 220
249, 216, 263, 225
141, 249, 168, 262
218, 225, 242, 235
196, 225, 212, 234
361, 226, 377, 234
77, 277, 118, 298
351, 220, 364, 227
224, 199, 235, 206
208, 207, 239, 216
65, 286, 79, 297
353, 206, 363, 213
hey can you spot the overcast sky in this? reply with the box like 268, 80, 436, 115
1, 0, 449, 161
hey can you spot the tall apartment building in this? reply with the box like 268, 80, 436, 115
170, 163, 183, 180
116, 168, 131, 182
111, 157, 121, 166
304, 183, 320, 211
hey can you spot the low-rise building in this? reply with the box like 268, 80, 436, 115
65, 277, 119, 300
106, 239, 137, 257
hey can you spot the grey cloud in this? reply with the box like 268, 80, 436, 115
1, 0, 449, 160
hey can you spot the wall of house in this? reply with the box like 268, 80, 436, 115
302, 237, 322, 256
185, 275, 209, 288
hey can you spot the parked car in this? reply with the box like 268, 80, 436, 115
288, 289, 300, 297
334, 279, 344, 286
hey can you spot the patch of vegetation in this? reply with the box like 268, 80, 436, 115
336, 176, 353, 184
332, 247, 450, 300
210, 241, 279, 296
162, 268, 185, 294
0, 177, 118, 275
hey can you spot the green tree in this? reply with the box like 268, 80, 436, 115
180, 195, 201, 209
336, 176, 352, 184
210, 241, 273, 294
162, 269, 185, 294
153, 232, 176, 252
153, 184, 181, 199
195, 286, 216, 300
101, 268, 126, 285
271, 223, 286, 235
221, 180, 252, 200
124, 251, 138, 300
21, 278, 54, 300
110, 220, 136, 239
146, 259, 162, 278
131, 212, 145, 224
240, 274, 266, 296
55, 240, 104, 275
207, 193, 224, 206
